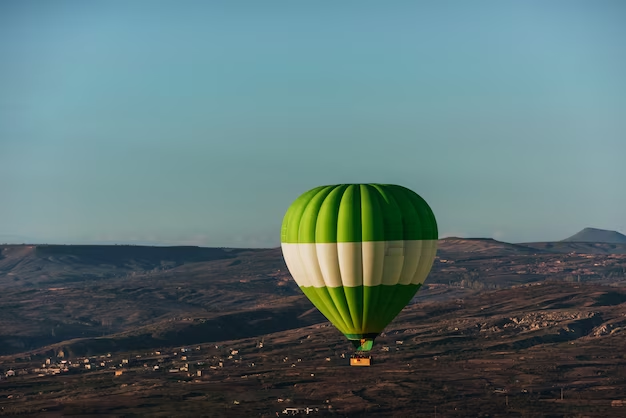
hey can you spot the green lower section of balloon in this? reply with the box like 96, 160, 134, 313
300, 283, 421, 351
349, 338, 375, 351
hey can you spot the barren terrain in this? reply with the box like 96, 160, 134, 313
1, 238, 626, 417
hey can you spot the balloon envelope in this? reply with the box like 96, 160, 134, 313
281, 184, 438, 351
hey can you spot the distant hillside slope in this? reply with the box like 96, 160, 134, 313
0, 246, 300, 356
518, 228, 626, 254
437, 238, 546, 257
519, 241, 626, 255
562, 228, 626, 244
0, 245, 244, 286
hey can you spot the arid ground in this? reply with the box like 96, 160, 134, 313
1, 237, 626, 417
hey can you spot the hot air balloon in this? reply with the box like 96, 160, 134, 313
281, 184, 437, 365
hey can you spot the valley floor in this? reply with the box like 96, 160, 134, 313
2, 282, 626, 417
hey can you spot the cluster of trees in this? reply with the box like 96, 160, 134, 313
457, 279, 500, 290
562, 267, 626, 282
446, 272, 500, 290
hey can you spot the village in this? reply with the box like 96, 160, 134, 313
0, 338, 365, 415
2, 341, 271, 380
1, 334, 413, 381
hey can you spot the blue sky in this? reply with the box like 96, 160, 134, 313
1, 1, 625, 247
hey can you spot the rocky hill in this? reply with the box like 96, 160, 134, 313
562, 228, 626, 244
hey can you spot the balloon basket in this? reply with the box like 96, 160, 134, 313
349, 354, 372, 367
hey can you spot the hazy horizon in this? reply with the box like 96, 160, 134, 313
2, 1, 625, 247
2, 226, 626, 248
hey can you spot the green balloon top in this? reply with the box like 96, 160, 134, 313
281, 184, 437, 244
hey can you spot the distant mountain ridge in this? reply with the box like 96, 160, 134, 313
562, 228, 626, 244
438, 237, 546, 256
